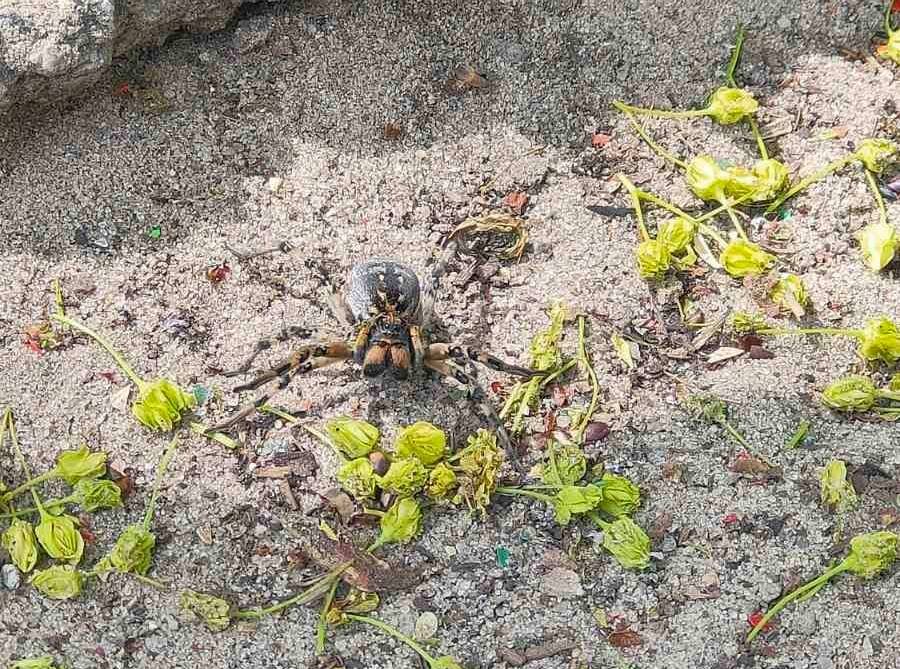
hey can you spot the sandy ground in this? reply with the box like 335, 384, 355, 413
1, 1, 899, 668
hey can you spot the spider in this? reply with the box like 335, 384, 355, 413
207, 258, 543, 457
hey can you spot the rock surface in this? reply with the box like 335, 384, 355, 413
0, 0, 272, 111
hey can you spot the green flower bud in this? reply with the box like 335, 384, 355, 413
720, 239, 776, 277
706, 86, 758, 125
377, 457, 427, 497
108, 524, 156, 575
770, 273, 809, 317
73, 478, 123, 512
325, 416, 380, 458
29, 564, 83, 600
890, 373, 900, 392
843, 530, 898, 578
371, 497, 422, 550
821, 375, 877, 412
2, 518, 39, 573
433, 658, 464, 669
635, 239, 671, 279
394, 421, 447, 465
657, 217, 697, 253
180, 589, 233, 632
9, 657, 62, 669
552, 484, 603, 526
686, 155, 730, 202
748, 159, 789, 201
854, 138, 898, 174
597, 473, 641, 518
856, 222, 897, 272
326, 588, 381, 625
819, 459, 858, 512
722, 164, 759, 200
55, 444, 107, 485
132, 378, 197, 431
452, 429, 503, 514
596, 516, 651, 570
730, 311, 770, 334
35, 512, 84, 565
858, 317, 900, 365
425, 462, 458, 501
879, 29, 900, 64
336, 457, 378, 501
540, 443, 587, 487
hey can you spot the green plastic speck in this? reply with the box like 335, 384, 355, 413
148, 225, 162, 239
495, 546, 510, 568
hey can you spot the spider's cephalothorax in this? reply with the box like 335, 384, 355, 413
209, 259, 542, 456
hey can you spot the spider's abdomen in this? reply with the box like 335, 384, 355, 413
345, 260, 422, 323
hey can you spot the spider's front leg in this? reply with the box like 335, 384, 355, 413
424, 357, 523, 470
425, 343, 541, 378
221, 325, 316, 377
207, 341, 352, 432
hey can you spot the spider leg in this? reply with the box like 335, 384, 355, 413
425, 343, 541, 378
424, 357, 521, 467
207, 343, 352, 432
222, 326, 315, 377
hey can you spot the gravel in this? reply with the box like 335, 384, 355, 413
1, 1, 899, 668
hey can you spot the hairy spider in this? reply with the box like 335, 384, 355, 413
208, 259, 542, 457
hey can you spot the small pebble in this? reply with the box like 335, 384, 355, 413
414, 611, 438, 641
2, 564, 21, 590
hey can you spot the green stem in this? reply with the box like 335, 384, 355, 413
344, 614, 438, 666
747, 562, 848, 642
618, 174, 650, 241
573, 316, 601, 444
876, 388, 900, 402
315, 576, 341, 654
50, 314, 147, 390
234, 562, 351, 620
765, 154, 856, 213
758, 326, 860, 338
864, 168, 889, 226
748, 117, 769, 160
4, 409, 50, 516
613, 100, 709, 123
303, 425, 348, 464
723, 202, 749, 241
496, 486, 554, 504
0, 494, 75, 519
1, 470, 57, 504
538, 359, 577, 388
613, 102, 690, 169
259, 405, 300, 424
886, 0, 895, 37
724, 25, 745, 87
587, 511, 611, 531
720, 419, 752, 451
142, 436, 179, 530
698, 224, 729, 248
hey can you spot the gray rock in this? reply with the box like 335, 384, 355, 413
0, 0, 277, 112
2, 564, 21, 590
539, 567, 584, 599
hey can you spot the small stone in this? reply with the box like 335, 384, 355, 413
2, 564, 21, 590
414, 611, 438, 641
266, 177, 284, 193
539, 567, 584, 599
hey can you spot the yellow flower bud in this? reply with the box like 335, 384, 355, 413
706, 86, 758, 125
748, 159, 789, 201
425, 462, 458, 501
370, 497, 422, 550
596, 516, 651, 570
29, 564, 83, 600
879, 29, 900, 64
854, 138, 898, 173
821, 375, 877, 412
540, 442, 587, 487
551, 484, 603, 526
856, 222, 897, 272
132, 379, 197, 431
394, 421, 447, 465
325, 416, 380, 458
73, 478, 124, 512
858, 317, 900, 365
657, 217, 697, 254
180, 589, 233, 632
635, 239, 671, 279
35, 512, 84, 565
720, 239, 776, 277
843, 530, 897, 578
336, 458, 377, 501
686, 155, 730, 202
597, 473, 641, 518
109, 524, 156, 575
55, 444, 107, 485
819, 459, 858, 512
377, 458, 427, 497
2, 518, 39, 573
451, 429, 503, 515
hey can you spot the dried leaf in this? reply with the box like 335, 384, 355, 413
502, 191, 529, 215
321, 487, 355, 524
383, 123, 403, 140
446, 64, 488, 94
607, 628, 643, 648
254, 466, 293, 479
730, 455, 781, 479
748, 345, 775, 359
706, 346, 746, 365
591, 133, 612, 148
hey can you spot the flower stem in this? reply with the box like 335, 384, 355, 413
315, 576, 341, 654
886, 0, 895, 37
0, 494, 75, 519
747, 562, 848, 642
142, 436, 179, 530
234, 562, 352, 620
303, 425, 348, 464
1, 470, 57, 504
496, 486, 554, 504
344, 614, 438, 666
50, 314, 147, 390
765, 154, 856, 213
720, 419, 752, 451
618, 174, 650, 241
723, 203, 749, 241
587, 511, 611, 531
864, 168, 889, 226
612, 102, 689, 169
748, 117, 770, 160
3, 409, 51, 516
572, 315, 601, 444
698, 224, 729, 248
538, 359, 577, 388
724, 24, 745, 87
